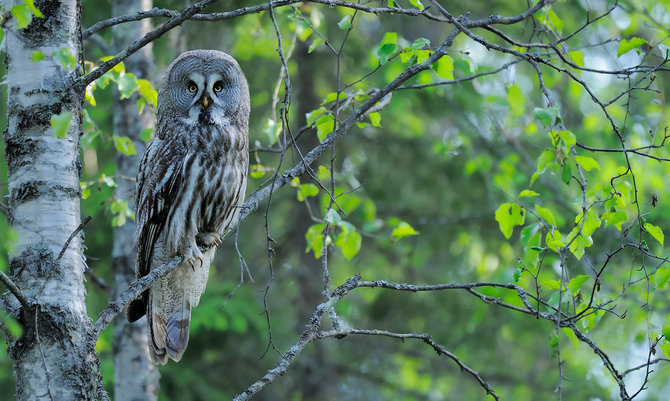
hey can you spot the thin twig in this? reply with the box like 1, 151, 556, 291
0, 270, 31, 311
57, 216, 92, 261
318, 328, 499, 400
82, 0, 438, 39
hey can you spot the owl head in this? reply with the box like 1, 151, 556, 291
157, 50, 250, 132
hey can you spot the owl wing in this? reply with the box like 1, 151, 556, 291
126, 137, 185, 323
136, 137, 186, 278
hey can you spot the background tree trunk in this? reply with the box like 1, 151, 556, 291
110, 0, 159, 399
3, 0, 102, 399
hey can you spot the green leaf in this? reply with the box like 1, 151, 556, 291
335, 222, 362, 260
495, 203, 525, 239
568, 275, 590, 293
567, 229, 592, 260
507, 84, 525, 118
617, 37, 648, 57
602, 211, 627, 231
11, 4, 33, 29
547, 8, 563, 33
368, 112, 381, 127
655, 266, 670, 289
391, 221, 419, 241
409, 0, 425, 10
52, 48, 78, 71
140, 128, 153, 142
117, 72, 139, 99
30, 50, 45, 62
576, 211, 601, 237
520, 223, 540, 248
315, 114, 335, 142
376, 32, 398, 65
410, 37, 430, 50
534, 106, 560, 126
336, 229, 362, 260
24, 0, 44, 17
569, 50, 584, 67
297, 183, 319, 201
137, 79, 157, 107
81, 182, 91, 200
324, 209, 341, 225
644, 222, 664, 246
337, 15, 352, 30
434, 55, 454, 80
575, 155, 601, 171
113, 135, 137, 156
305, 223, 329, 258
546, 229, 564, 252
51, 111, 73, 138
561, 164, 572, 184
534, 204, 557, 227
662, 324, 670, 340
518, 189, 539, 198
308, 37, 323, 53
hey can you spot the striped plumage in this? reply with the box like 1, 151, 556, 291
127, 50, 249, 365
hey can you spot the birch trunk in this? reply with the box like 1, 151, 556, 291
3, 0, 103, 399
111, 0, 159, 399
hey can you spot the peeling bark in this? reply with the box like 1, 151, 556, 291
3, 0, 103, 400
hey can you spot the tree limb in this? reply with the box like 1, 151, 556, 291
92, 255, 185, 337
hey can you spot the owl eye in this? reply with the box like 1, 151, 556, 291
187, 81, 198, 93
213, 81, 224, 93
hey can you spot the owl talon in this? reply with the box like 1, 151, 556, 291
184, 246, 204, 271
196, 232, 221, 248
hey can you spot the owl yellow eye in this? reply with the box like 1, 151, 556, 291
188, 81, 198, 93
213, 81, 223, 93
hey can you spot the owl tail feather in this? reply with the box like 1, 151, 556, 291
126, 291, 148, 322
148, 292, 192, 365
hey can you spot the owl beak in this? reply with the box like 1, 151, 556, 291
201, 95, 211, 109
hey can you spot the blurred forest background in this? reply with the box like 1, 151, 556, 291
2, 0, 670, 399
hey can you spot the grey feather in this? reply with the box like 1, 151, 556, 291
128, 50, 250, 364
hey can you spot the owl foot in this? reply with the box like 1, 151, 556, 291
184, 245, 204, 271
196, 232, 222, 248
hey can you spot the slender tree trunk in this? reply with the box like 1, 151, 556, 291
3, 0, 103, 399
111, 0, 159, 399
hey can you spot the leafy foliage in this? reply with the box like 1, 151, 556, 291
2, 0, 670, 400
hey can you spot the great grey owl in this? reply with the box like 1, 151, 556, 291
126, 50, 250, 365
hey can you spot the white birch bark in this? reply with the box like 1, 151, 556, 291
111, 0, 159, 399
3, 0, 103, 399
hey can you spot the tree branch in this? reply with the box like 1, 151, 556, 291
77, 0, 219, 89
317, 328, 499, 400
0, 270, 31, 311
231, 274, 362, 401
92, 254, 185, 337
82, 0, 438, 39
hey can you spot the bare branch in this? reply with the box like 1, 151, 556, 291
232, 274, 362, 401
318, 328, 499, 400
0, 270, 31, 311
92, 254, 185, 337
57, 216, 91, 261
